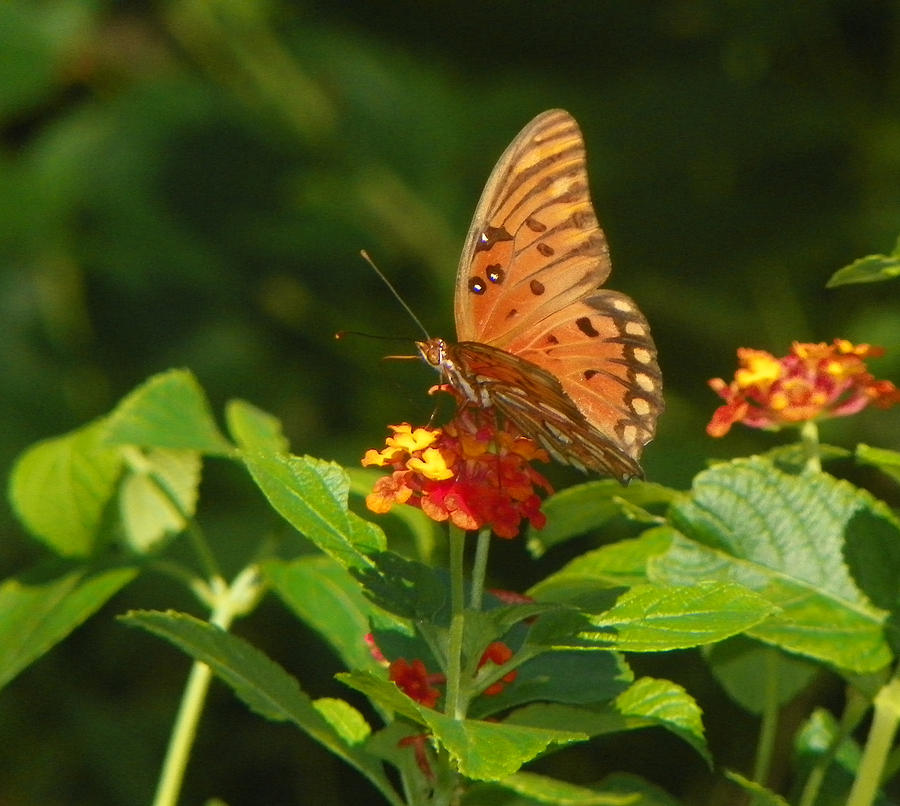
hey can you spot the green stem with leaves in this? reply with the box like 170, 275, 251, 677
152, 565, 263, 806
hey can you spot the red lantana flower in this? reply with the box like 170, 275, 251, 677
708, 339, 900, 437
388, 658, 445, 708
363, 394, 553, 539
477, 641, 518, 696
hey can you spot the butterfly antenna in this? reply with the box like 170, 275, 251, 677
360, 250, 431, 340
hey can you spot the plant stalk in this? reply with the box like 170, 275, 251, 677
445, 526, 467, 720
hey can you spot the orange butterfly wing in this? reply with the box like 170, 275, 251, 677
427, 109, 663, 479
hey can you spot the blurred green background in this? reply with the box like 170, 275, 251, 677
2, 1, 899, 804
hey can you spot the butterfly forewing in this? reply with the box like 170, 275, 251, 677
455, 109, 611, 346
426, 109, 662, 479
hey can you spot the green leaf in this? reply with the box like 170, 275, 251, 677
351, 551, 448, 622
9, 418, 123, 556
526, 480, 678, 558
264, 555, 402, 672
722, 770, 790, 806
104, 368, 233, 455
0, 560, 137, 689
857, 444, 900, 485
226, 399, 290, 455
425, 711, 587, 781
242, 452, 384, 569
468, 651, 632, 720
579, 581, 777, 652
704, 636, 818, 714
121, 610, 402, 806
529, 529, 672, 600
338, 671, 588, 781
118, 447, 200, 553
826, 236, 900, 287
475, 771, 637, 805
506, 675, 709, 765
312, 697, 371, 745
469, 772, 682, 806
659, 457, 895, 672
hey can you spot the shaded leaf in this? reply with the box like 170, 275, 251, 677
704, 636, 818, 715
526, 480, 678, 558
0, 560, 137, 689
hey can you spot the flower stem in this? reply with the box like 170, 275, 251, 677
469, 528, 491, 610
752, 647, 780, 786
847, 677, 900, 806
445, 526, 467, 720
152, 567, 263, 806
799, 419, 822, 473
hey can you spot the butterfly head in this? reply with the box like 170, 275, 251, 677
417, 337, 489, 407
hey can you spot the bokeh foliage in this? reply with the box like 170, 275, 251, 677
2, 1, 899, 804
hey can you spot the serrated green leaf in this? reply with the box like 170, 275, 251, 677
659, 458, 895, 672
579, 581, 777, 652
313, 697, 371, 745
9, 418, 123, 556
351, 551, 449, 622
529, 530, 673, 601
505, 675, 709, 765
425, 711, 587, 781
526, 480, 678, 558
704, 636, 818, 715
0, 560, 137, 689
119, 447, 200, 553
242, 453, 384, 569
468, 651, 632, 720
338, 671, 587, 781
104, 369, 233, 455
226, 399, 290, 455
121, 610, 402, 806
480, 771, 637, 805
471, 772, 682, 806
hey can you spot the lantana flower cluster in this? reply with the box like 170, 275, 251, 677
363, 395, 553, 538
708, 339, 900, 437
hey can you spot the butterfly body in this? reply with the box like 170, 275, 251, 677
421, 109, 663, 481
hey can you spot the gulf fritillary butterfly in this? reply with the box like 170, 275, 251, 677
417, 109, 663, 481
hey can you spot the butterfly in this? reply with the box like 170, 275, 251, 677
416, 109, 663, 481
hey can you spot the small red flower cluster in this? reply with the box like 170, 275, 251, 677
708, 339, 900, 437
363, 397, 553, 538
478, 641, 518, 696
389, 658, 445, 708
387, 641, 518, 707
